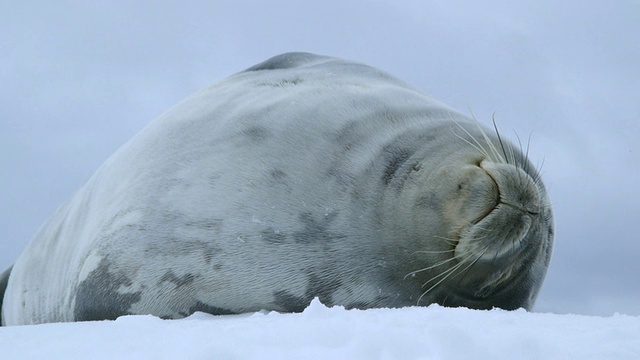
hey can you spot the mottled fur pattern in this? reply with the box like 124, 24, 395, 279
1, 53, 553, 325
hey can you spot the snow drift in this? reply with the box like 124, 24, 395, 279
1, 299, 638, 359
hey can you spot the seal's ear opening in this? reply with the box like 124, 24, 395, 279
0, 266, 13, 326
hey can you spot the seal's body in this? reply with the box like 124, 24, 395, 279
1, 53, 553, 325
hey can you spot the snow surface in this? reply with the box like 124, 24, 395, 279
1, 299, 638, 359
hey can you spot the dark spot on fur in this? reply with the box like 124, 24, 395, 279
244, 126, 270, 142
415, 193, 441, 211
181, 301, 237, 317
261, 228, 288, 244
203, 246, 216, 265
271, 169, 286, 178
272, 273, 341, 312
334, 122, 359, 148
382, 146, 412, 185
270, 169, 287, 181
306, 273, 341, 305
293, 212, 345, 244
273, 290, 310, 312
421, 134, 437, 143
158, 271, 196, 288
74, 258, 142, 321
185, 219, 223, 231
208, 172, 223, 185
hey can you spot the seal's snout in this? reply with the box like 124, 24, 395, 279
443, 164, 499, 231
479, 160, 541, 218
444, 160, 546, 300
452, 160, 542, 264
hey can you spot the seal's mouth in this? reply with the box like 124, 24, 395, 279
455, 160, 540, 256
467, 165, 501, 226
481, 160, 541, 214
468, 160, 540, 226
445, 160, 542, 298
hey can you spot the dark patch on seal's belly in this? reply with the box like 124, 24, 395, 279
273, 290, 310, 312
74, 258, 142, 321
182, 301, 237, 317
307, 273, 342, 303
273, 273, 343, 311
158, 271, 196, 288
293, 212, 346, 244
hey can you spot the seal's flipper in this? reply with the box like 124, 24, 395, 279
0, 266, 12, 326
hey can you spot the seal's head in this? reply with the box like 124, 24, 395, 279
382, 122, 553, 311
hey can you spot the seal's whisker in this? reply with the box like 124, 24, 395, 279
452, 128, 491, 160
416, 248, 484, 304
492, 115, 510, 165
466, 109, 496, 161
524, 132, 533, 174
532, 157, 546, 186
417, 263, 462, 295
451, 242, 493, 285
528, 142, 541, 187
508, 133, 517, 168
493, 233, 510, 264
457, 227, 493, 243
421, 235, 498, 303
452, 113, 501, 162
404, 256, 459, 279
413, 249, 456, 255
513, 131, 531, 190
432, 234, 460, 247
473, 111, 505, 163
407, 237, 486, 281
515, 132, 525, 170
420, 244, 485, 287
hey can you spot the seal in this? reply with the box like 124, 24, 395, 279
1, 53, 554, 325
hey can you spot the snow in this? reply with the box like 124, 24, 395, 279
1, 299, 638, 359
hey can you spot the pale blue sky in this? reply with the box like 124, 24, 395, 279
1, 0, 638, 316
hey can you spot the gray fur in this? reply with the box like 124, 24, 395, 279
1, 53, 553, 325
0, 266, 12, 326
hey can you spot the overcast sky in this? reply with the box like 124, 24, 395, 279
1, 1, 638, 316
